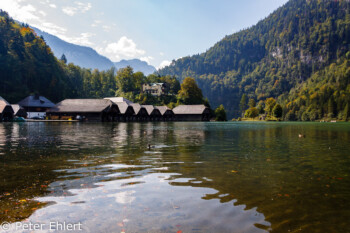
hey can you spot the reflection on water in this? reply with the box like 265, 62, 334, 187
0, 122, 350, 232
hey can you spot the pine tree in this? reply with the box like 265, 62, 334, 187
240, 94, 247, 115
248, 98, 256, 108
215, 105, 227, 121
60, 54, 67, 64
344, 103, 349, 121
328, 98, 335, 118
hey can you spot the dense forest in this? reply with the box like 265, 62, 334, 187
0, 10, 184, 107
158, 0, 350, 120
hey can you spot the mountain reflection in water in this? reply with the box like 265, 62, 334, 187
0, 122, 350, 232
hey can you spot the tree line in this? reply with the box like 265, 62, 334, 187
157, 0, 350, 120
0, 10, 212, 110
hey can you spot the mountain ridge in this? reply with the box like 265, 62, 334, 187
114, 59, 156, 75
158, 0, 350, 120
33, 27, 115, 71
33, 27, 156, 74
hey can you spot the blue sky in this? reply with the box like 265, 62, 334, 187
0, 0, 288, 68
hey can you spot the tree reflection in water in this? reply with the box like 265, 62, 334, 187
0, 122, 349, 232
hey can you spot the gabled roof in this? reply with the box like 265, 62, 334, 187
0, 96, 13, 113
18, 95, 55, 108
115, 102, 134, 114
130, 103, 146, 115
11, 104, 25, 115
104, 97, 134, 105
142, 105, 161, 116
48, 99, 116, 113
155, 106, 173, 115
105, 97, 135, 114
142, 105, 155, 115
172, 105, 209, 115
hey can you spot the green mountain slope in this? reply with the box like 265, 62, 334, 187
0, 10, 75, 103
158, 0, 350, 119
0, 10, 180, 107
0, 10, 117, 104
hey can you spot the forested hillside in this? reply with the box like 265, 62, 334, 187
158, 0, 350, 120
0, 10, 74, 103
0, 10, 176, 106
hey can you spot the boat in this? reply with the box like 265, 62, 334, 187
12, 117, 26, 122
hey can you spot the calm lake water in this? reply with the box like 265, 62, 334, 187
0, 122, 349, 233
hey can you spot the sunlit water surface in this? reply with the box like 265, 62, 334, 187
0, 122, 350, 233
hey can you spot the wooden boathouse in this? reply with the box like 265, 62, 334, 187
155, 106, 174, 121
47, 99, 119, 121
0, 97, 14, 122
130, 103, 149, 121
104, 98, 135, 121
142, 105, 162, 121
172, 105, 211, 121
17, 94, 55, 119
11, 104, 27, 118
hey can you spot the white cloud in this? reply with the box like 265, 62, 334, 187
39, 10, 47, 16
76, 1, 92, 11
140, 56, 154, 64
91, 19, 102, 27
62, 2, 92, 16
102, 25, 111, 32
40, 0, 51, 4
62, 7, 76, 16
91, 20, 113, 32
61, 32, 95, 46
49, 4, 56, 8
159, 52, 164, 56
32, 22, 67, 36
107, 191, 135, 204
101, 36, 146, 61
0, 0, 39, 22
157, 60, 171, 70
0, 0, 72, 43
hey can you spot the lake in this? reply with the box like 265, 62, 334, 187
0, 122, 349, 233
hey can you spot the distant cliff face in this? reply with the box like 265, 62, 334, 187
114, 59, 156, 75
33, 27, 156, 75
158, 0, 350, 118
33, 27, 115, 71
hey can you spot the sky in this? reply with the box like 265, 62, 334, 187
0, 0, 289, 69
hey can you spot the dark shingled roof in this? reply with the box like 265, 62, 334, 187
172, 105, 208, 115
48, 99, 115, 113
0, 96, 13, 114
155, 106, 173, 115
18, 95, 55, 108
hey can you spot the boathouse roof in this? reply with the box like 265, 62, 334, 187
11, 104, 27, 117
155, 106, 173, 115
172, 105, 209, 115
115, 102, 134, 114
104, 97, 134, 105
0, 97, 13, 114
17, 95, 55, 108
48, 99, 116, 113
130, 103, 146, 115
142, 105, 161, 116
